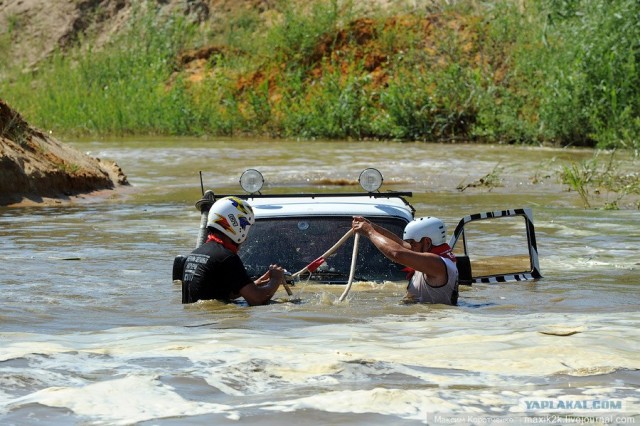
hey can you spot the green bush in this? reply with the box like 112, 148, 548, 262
524, 0, 640, 148
1, 0, 638, 149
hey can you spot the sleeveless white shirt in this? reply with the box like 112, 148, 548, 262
406, 257, 459, 305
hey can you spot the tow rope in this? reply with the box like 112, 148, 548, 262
288, 229, 360, 302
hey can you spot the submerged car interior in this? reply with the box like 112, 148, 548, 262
240, 216, 409, 283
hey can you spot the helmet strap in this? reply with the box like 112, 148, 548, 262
429, 243, 456, 262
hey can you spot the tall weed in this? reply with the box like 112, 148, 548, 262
534, 0, 640, 148
561, 150, 640, 209
279, 61, 375, 139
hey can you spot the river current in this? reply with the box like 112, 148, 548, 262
1, 139, 638, 425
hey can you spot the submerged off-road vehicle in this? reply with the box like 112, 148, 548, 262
173, 168, 541, 289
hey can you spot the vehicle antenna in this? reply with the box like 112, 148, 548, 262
199, 171, 204, 195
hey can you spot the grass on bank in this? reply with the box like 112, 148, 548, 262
0, 0, 639, 150
561, 150, 640, 210
2, 5, 202, 136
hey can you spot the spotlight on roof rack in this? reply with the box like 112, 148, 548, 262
359, 168, 383, 192
240, 169, 264, 194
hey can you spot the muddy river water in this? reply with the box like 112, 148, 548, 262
1, 139, 638, 425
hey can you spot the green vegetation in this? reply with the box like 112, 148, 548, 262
0, 100, 29, 147
1, 0, 639, 150
457, 163, 504, 192
57, 162, 81, 175
560, 151, 640, 209
561, 162, 593, 208
2, 5, 199, 136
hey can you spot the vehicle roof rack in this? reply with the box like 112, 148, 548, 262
211, 191, 412, 199
196, 191, 415, 212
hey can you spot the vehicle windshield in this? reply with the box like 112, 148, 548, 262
239, 217, 408, 283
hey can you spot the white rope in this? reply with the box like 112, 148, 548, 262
290, 229, 354, 279
338, 232, 360, 302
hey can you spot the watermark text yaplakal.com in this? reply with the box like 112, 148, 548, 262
520, 398, 626, 412
427, 398, 637, 425
427, 413, 637, 425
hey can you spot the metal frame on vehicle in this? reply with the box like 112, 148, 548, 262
449, 208, 542, 284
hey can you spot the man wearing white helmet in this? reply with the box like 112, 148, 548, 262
182, 196, 285, 305
352, 216, 458, 305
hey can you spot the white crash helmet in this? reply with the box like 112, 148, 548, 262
403, 216, 447, 246
207, 196, 255, 244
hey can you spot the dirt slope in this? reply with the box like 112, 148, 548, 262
0, 0, 213, 71
0, 0, 388, 71
0, 99, 128, 206
0, 0, 264, 206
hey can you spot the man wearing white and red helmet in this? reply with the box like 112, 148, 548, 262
182, 196, 285, 305
352, 216, 458, 305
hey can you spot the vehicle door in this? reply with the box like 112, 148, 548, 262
449, 208, 542, 284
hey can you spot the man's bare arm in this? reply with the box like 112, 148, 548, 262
239, 265, 284, 305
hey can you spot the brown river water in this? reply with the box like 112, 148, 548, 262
1, 139, 638, 425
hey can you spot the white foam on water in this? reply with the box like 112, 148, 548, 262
260, 386, 634, 420
169, 311, 640, 398
2, 311, 638, 423
260, 385, 640, 420
8, 375, 235, 425
5, 311, 638, 381
0, 335, 70, 362
262, 387, 460, 421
